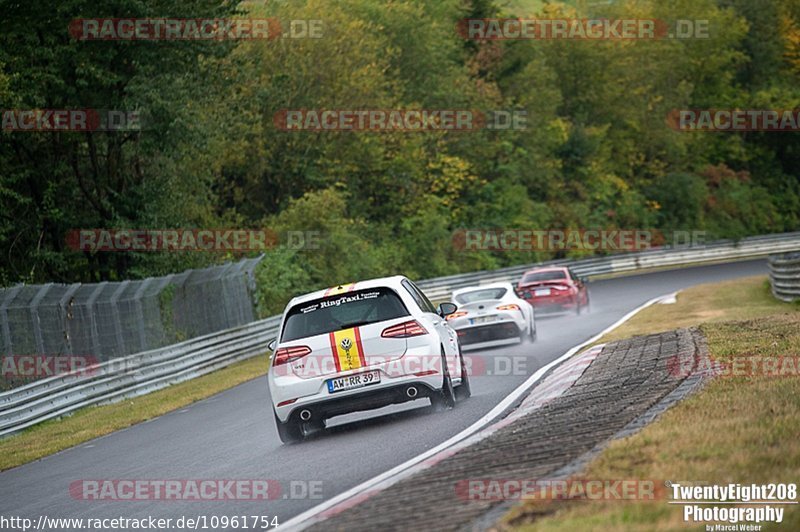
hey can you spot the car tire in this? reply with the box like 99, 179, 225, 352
273, 410, 303, 444
574, 296, 582, 315
431, 349, 456, 411
454, 348, 471, 401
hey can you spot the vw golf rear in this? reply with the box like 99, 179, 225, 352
268, 276, 470, 443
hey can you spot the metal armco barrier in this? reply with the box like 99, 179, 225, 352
1, 231, 799, 437
417, 231, 800, 301
0, 317, 280, 438
768, 252, 800, 302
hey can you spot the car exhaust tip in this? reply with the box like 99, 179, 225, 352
406, 386, 418, 398
299, 409, 312, 421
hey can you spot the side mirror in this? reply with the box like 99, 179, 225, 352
437, 302, 458, 318
267, 339, 277, 352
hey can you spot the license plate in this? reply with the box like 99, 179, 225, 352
470, 315, 497, 325
327, 370, 381, 393
534, 288, 551, 296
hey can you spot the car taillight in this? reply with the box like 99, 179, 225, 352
273, 345, 311, 366
381, 320, 428, 338
445, 311, 468, 321
496, 304, 521, 311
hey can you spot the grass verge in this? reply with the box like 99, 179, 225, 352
502, 275, 800, 531
0, 353, 269, 472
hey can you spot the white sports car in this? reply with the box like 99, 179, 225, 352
267, 276, 471, 443
446, 282, 536, 350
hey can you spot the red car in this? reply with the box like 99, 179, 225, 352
516, 267, 589, 314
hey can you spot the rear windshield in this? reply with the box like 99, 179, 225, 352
521, 270, 567, 284
454, 288, 507, 304
281, 288, 409, 342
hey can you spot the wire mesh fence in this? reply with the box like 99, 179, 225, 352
0, 257, 262, 389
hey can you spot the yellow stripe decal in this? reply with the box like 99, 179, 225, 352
328, 327, 366, 372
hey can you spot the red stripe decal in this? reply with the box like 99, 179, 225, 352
354, 326, 367, 366
328, 331, 342, 373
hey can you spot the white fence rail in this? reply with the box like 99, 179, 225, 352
1, 231, 799, 438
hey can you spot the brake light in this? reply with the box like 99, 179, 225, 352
381, 320, 428, 338
445, 311, 468, 321
273, 345, 311, 366
496, 304, 521, 311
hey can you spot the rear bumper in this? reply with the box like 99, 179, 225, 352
456, 321, 521, 346
524, 294, 578, 313
281, 381, 438, 424
269, 339, 449, 422
270, 363, 444, 423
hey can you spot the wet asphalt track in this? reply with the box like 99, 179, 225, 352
0, 260, 766, 530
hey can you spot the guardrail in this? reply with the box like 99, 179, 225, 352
768, 252, 800, 302
417, 232, 800, 301
0, 317, 280, 438
1, 231, 799, 438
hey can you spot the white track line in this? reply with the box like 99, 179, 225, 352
280, 291, 677, 531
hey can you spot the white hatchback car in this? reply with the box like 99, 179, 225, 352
268, 276, 470, 443
446, 282, 536, 350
